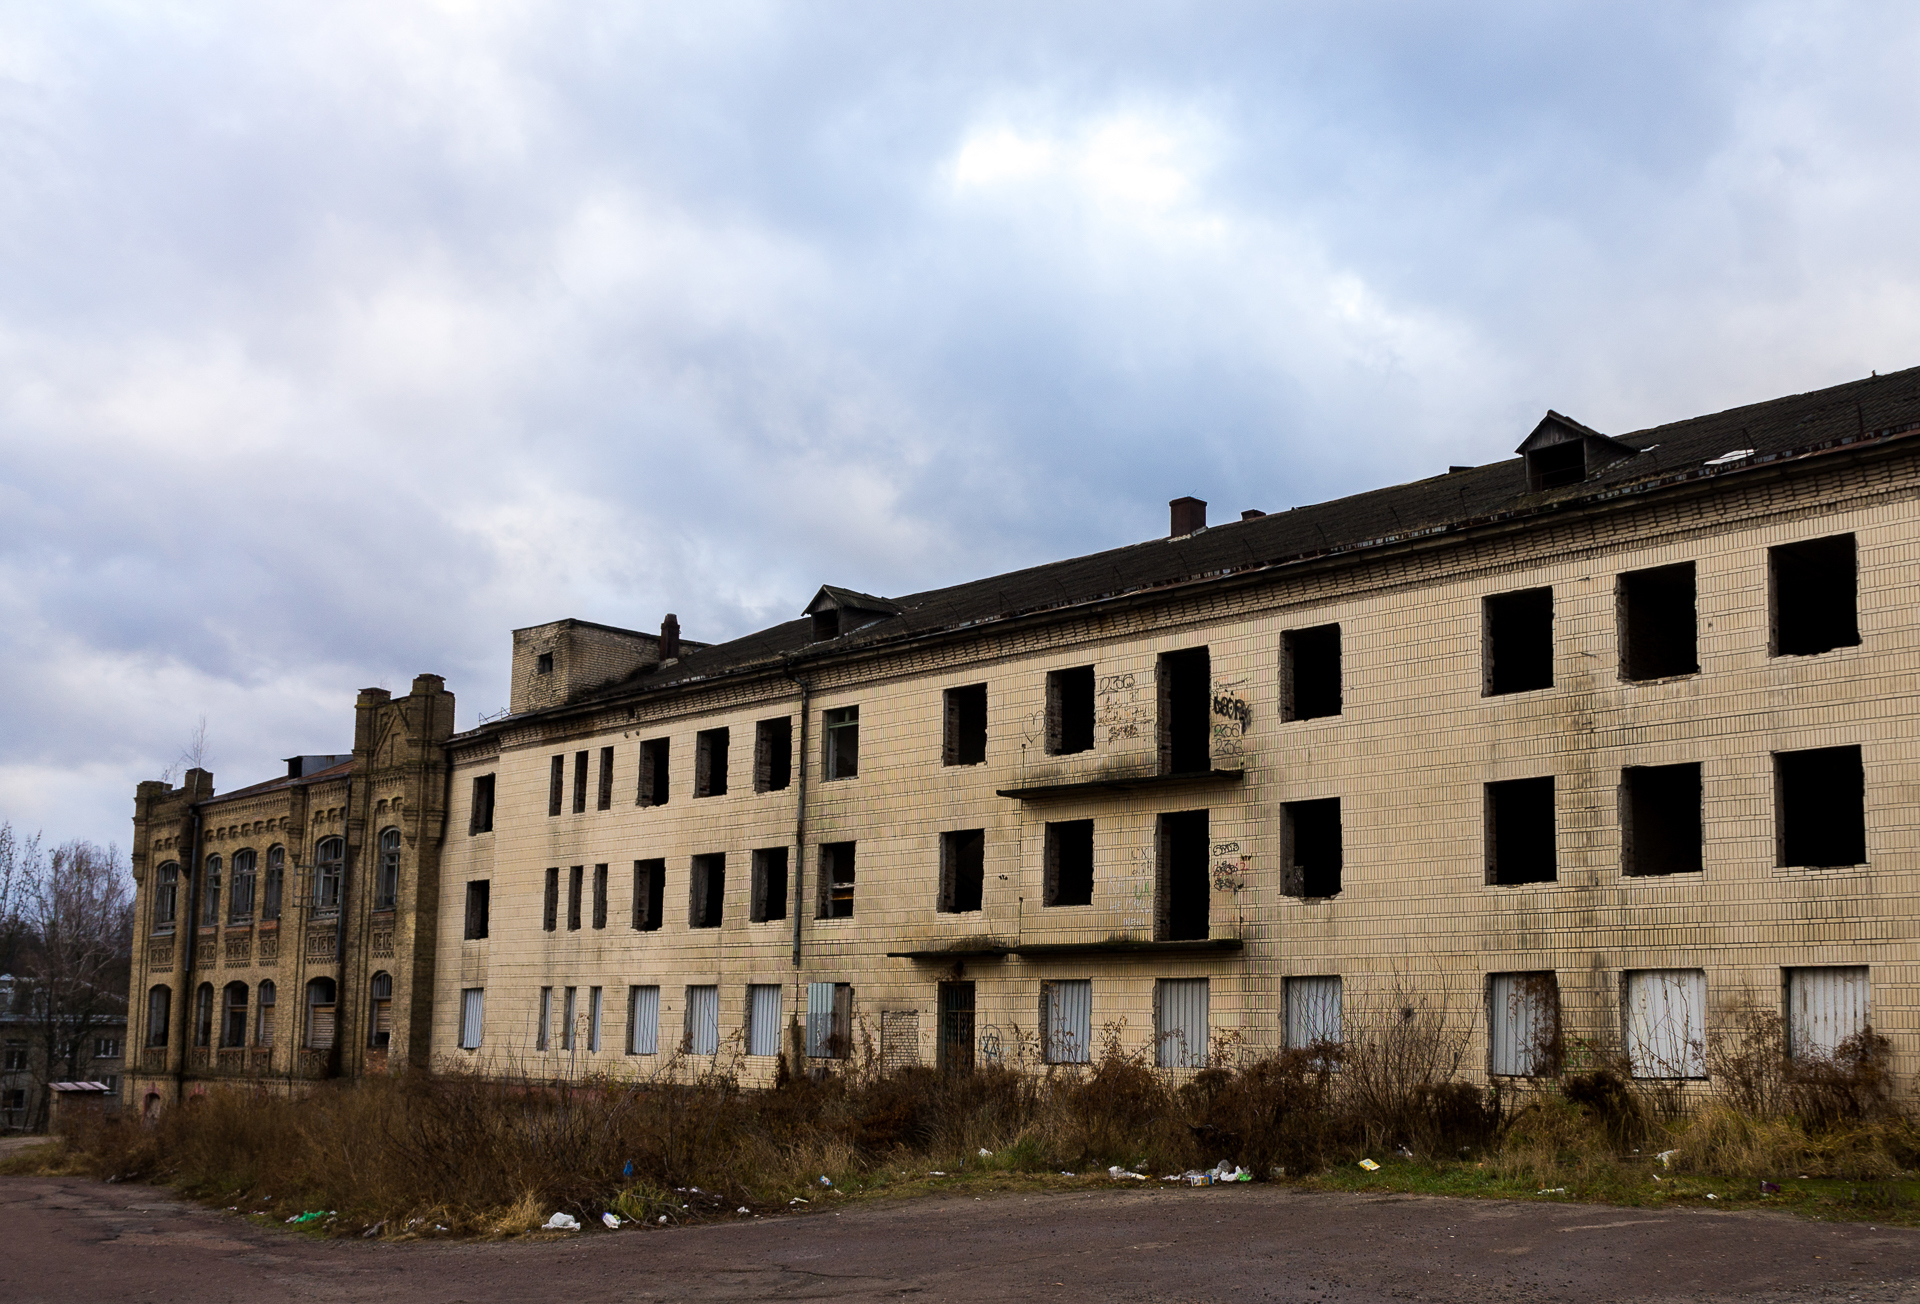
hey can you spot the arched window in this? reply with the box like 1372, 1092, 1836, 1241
146, 985, 172, 1047
193, 983, 214, 1047
368, 972, 393, 1050
229, 849, 257, 922
374, 829, 402, 910
200, 855, 222, 926
154, 863, 180, 930
313, 838, 344, 915
221, 982, 249, 1048
256, 981, 276, 1047
262, 846, 284, 921
305, 977, 337, 1050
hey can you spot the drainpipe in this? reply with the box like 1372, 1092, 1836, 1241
331, 772, 353, 1079
785, 668, 811, 968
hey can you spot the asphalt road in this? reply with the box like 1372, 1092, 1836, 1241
6, 1173, 1920, 1303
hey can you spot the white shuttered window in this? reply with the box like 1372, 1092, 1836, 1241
458, 988, 485, 1050
1488, 973, 1559, 1077
1624, 969, 1705, 1078
1789, 967, 1870, 1062
1155, 978, 1209, 1068
628, 986, 660, 1055
748, 985, 783, 1057
1285, 976, 1343, 1050
589, 987, 603, 1053
685, 985, 719, 1056
1041, 980, 1092, 1064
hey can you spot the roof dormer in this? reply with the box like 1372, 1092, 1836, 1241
805, 585, 903, 641
1517, 411, 1639, 491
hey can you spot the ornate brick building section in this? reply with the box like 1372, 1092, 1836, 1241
124, 676, 454, 1114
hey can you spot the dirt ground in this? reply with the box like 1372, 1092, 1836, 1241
6, 1174, 1920, 1303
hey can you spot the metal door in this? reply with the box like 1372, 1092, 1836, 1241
938, 981, 975, 1073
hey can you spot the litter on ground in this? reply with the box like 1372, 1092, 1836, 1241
1655, 1150, 1679, 1168
601, 1213, 621, 1229
286, 1210, 335, 1224
1358, 1159, 1381, 1172
1108, 1166, 1149, 1180
543, 1212, 580, 1231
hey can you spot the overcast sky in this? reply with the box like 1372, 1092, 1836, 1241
5, 1, 1920, 850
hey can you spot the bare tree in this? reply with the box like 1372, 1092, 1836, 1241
19, 840, 132, 1129
159, 716, 210, 786
0, 822, 36, 977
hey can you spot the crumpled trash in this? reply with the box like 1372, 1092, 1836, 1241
1537, 1187, 1567, 1194
1761, 1180, 1782, 1194
819, 1176, 833, 1186
737, 1207, 751, 1214
1210, 1160, 1252, 1182
601, 1213, 621, 1229
1655, 1149, 1679, 1168
1705, 1193, 1719, 1201
1396, 1145, 1414, 1158
978, 1148, 994, 1158
1358, 1159, 1381, 1172
658, 1215, 668, 1224
1108, 1166, 1149, 1180
543, 1212, 581, 1231
622, 1161, 634, 1179
928, 1171, 947, 1177
286, 1210, 335, 1224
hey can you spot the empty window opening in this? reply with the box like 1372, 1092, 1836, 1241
812, 609, 840, 640
536, 651, 554, 675
463, 880, 490, 940
1484, 588, 1553, 695
819, 841, 856, 919
695, 728, 730, 797
684, 985, 720, 1056
368, 972, 392, 1051
806, 982, 852, 1058
597, 746, 614, 810
572, 750, 589, 813
1282, 798, 1343, 898
637, 738, 670, 807
374, 827, 401, 910
567, 865, 584, 930
628, 986, 660, 1055
939, 829, 985, 914
1159, 647, 1212, 774
1285, 976, 1342, 1051
944, 684, 988, 766
1776, 745, 1866, 867
1041, 980, 1092, 1064
1788, 967, 1870, 1063
632, 859, 664, 931
824, 706, 860, 780
750, 847, 789, 922
1622, 763, 1702, 876
1526, 441, 1585, 491
1486, 776, 1556, 885
1624, 969, 1705, 1079
747, 985, 783, 1057
458, 988, 484, 1050
1156, 809, 1210, 941
592, 863, 608, 929
1155, 977, 1209, 1068
1046, 666, 1096, 755
1488, 972, 1561, 1077
1044, 820, 1095, 907
755, 717, 792, 792
690, 854, 725, 928
542, 866, 559, 932
1283, 624, 1342, 721
562, 986, 578, 1051
469, 773, 495, 834
536, 987, 552, 1051
221, 982, 248, 1049
548, 755, 564, 817
1619, 563, 1699, 680
1772, 534, 1860, 657
306, 978, 337, 1051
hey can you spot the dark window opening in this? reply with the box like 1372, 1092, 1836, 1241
1044, 820, 1094, 907
824, 706, 859, 780
592, 863, 608, 929
1159, 647, 1212, 774
572, 750, 588, 813
1485, 588, 1554, 695
813, 609, 839, 640
750, 847, 789, 922
464, 880, 490, 939
1777, 745, 1866, 867
567, 865, 584, 930
1772, 534, 1859, 657
1620, 563, 1699, 680
755, 717, 792, 792
548, 755, 564, 817
1283, 624, 1342, 721
939, 829, 985, 914
1047, 666, 1096, 755
367, 973, 392, 1051
469, 773, 495, 834
1282, 798, 1343, 897
597, 746, 614, 810
690, 854, 725, 928
536, 651, 554, 675
1156, 809, 1210, 941
1526, 442, 1585, 491
638, 738, 670, 807
374, 828, 401, 910
1487, 776, 1556, 885
632, 859, 664, 931
543, 866, 559, 931
695, 727, 730, 797
944, 684, 988, 766
221, 982, 248, 1049
819, 841, 856, 918
1622, 763, 1702, 876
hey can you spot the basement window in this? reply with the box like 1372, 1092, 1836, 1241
750, 847, 788, 923
593, 863, 608, 929
754, 717, 792, 792
1281, 798, 1342, 898
463, 880, 489, 940
1618, 562, 1699, 680
542, 867, 558, 932
1282, 624, 1342, 720
1159, 647, 1212, 774
818, 841, 856, 919
1771, 534, 1860, 657
824, 707, 859, 780
939, 829, 985, 914
572, 751, 588, 813
943, 684, 988, 766
1044, 820, 1095, 907
567, 865, 584, 930
1486, 776, 1556, 885
1484, 588, 1553, 695
468, 773, 495, 834
1046, 666, 1096, 755
689, 853, 725, 928
1155, 809, 1210, 941
1621, 763, 1702, 876
596, 746, 614, 810
631, 859, 664, 931
1776, 746, 1866, 868
637, 738, 670, 807
695, 727, 730, 798
548, 754, 564, 817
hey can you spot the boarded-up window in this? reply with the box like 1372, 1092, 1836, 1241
1285, 976, 1342, 1050
747, 984, 783, 1057
255, 981, 274, 1048
368, 972, 392, 1050
1488, 972, 1559, 1077
684, 985, 719, 1056
806, 982, 852, 1058
459, 988, 484, 1050
1788, 966, 1870, 1062
561, 987, 577, 1051
537, 987, 552, 1052
588, 987, 603, 1052
1155, 978, 1209, 1068
628, 986, 660, 1055
1624, 969, 1706, 1079
1041, 980, 1092, 1064
306, 977, 337, 1050
880, 1009, 920, 1073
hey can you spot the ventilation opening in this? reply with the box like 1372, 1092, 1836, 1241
1282, 798, 1342, 897
1283, 624, 1342, 721
1159, 647, 1212, 774
1046, 666, 1095, 755
690, 853, 725, 928
1485, 588, 1554, 695
1622, 763, 1702, 876
944, 684, 988, 766
1526, 442, 1585, 491
638, 738, 670, 807
1487, 776, 1556, 885
1777, 746, 1866, 868
1156, 809, 1210, 940
1619, 562, 1699, 680
939, 829, 984, 914
1044, 820, 1094, 907
1771, 534, 1860, 657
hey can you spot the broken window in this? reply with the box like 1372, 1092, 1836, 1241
1618, 562, 1698, 680
1285, 976, 1342, 1051
548, 754, 565, 817
221, 982, 248, 1049
628, 986, 660, 1055
1155, 978, 1209, 1068
1158, 647, 1212, 774
684, 985, 719, 1056
1623, 969, 1705, 1079
2, 1041, 23, 1072
572, 750, 589, 813
306, 977, 336, 1051
1041, 980, 1092, 1064
1771, 533, 1859, 657
1486, 776, 1556, 885
747, 985, 783, 1057
750, 847, 789, 923
153, 862, 179, 930
938, 829, 985, 914
262, 847, 282, 921
637, 738, 670, 806
536, 987, 552, 1052
228, 849, 256, 922
1155, 810, 1210, 941
695, 728, 730, 797
1484, 587, 1553, 695
1281, 798, 1342, 898
567, 865, 584, 930
1046, 666, 1096, 755
690, 854, 725, 928
1282, 624, 1342, 721
824, 706, 860, 780
561, 986, 578, 1051
597, 746, 614, 810
367, 972, 392, 1051
943, 684, 988, 766
374, 827, 401, 910
312, 838, 344, 914
1621, 763, 1702, 876
145, 985, 170, 1048
542, 866, 559, 932
1776, 745, 1866, 867
1787, 967, 1870, 1063
592, 863, 608, 929
1488, 972, 1560, 1077
818, 842, 856, 918
469, 774, 495, 834
806, 982, 853, 1058
631, 859, 664, 931
463, 880, 490, 940
1043, 820, 1095, 907
755, 717, 792, 792
458, 988, 484, 1050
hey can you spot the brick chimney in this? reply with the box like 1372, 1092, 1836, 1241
1169, 496, 1207, 537
660, 613, 681, 661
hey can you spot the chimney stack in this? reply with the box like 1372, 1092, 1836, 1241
1169, 496, 1207, 537
660, 613, 681, 661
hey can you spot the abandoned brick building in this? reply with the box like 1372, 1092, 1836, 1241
128, 365, 1920, 1104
